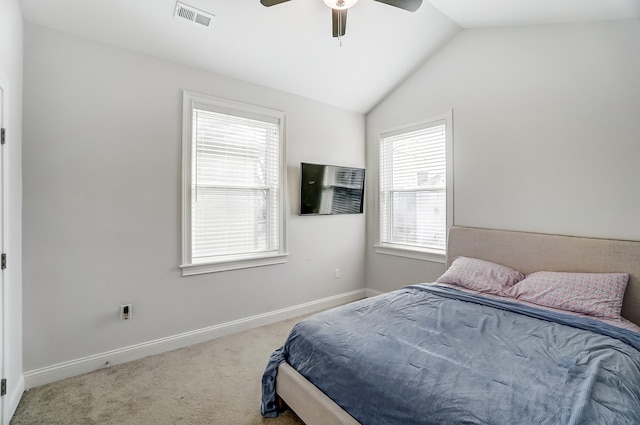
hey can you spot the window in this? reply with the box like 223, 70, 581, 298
376, 113, 452, 262
181, 91, 287, 276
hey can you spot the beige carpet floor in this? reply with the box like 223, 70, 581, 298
11, 316, 308, 425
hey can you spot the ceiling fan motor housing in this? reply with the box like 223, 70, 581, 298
323, 0, 359, 10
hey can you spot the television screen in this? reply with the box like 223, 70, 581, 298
300, 162, 365, 215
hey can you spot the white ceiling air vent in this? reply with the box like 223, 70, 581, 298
174, 2, 215, 28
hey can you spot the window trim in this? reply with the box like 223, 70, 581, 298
374, 112, 453, 263
180, 91, 288, 276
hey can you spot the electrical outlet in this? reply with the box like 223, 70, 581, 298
120, 304, 132, 320
334, 268, 341, 279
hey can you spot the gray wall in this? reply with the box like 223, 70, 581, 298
366, 20, 640, 293
0, 0, 24, 419
22, 24, 365, 372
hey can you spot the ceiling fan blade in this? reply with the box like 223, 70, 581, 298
332, 8, 347, 37
372, 0, 422, 12
260, 0, 291, 6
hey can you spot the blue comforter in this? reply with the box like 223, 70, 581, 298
261, 285, 640, 424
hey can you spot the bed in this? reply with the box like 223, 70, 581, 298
260, 226, 640, 424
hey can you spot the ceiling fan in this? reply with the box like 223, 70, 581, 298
260, 0, 422, 38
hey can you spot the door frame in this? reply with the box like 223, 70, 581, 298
0, 79, 6, 425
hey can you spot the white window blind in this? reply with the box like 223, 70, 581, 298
379, 119, 448, 252
181, 91, 287, 275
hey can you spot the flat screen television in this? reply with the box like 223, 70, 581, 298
299, 162, 365, 215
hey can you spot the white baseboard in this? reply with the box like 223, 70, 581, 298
23, 289, 366, 390
365, 288, 384, 298
3, 374, 24, 425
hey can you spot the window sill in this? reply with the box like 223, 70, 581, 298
374, 244, 445, 264
181, 252, 288, 276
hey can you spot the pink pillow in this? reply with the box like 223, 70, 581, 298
436, 257, 524, 296
509, 271, 629, 319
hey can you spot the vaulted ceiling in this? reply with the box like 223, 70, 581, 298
17, 0, 640, 113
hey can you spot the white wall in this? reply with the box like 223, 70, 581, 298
0, 0, 24, 420
366, 20, 640, 293
22, 24, 365, 377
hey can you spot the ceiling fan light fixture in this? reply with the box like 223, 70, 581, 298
322, 0, 358, 10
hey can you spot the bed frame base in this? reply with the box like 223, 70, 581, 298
276, 363, 359, 425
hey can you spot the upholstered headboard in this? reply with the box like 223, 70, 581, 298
446, 226, 640, 327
